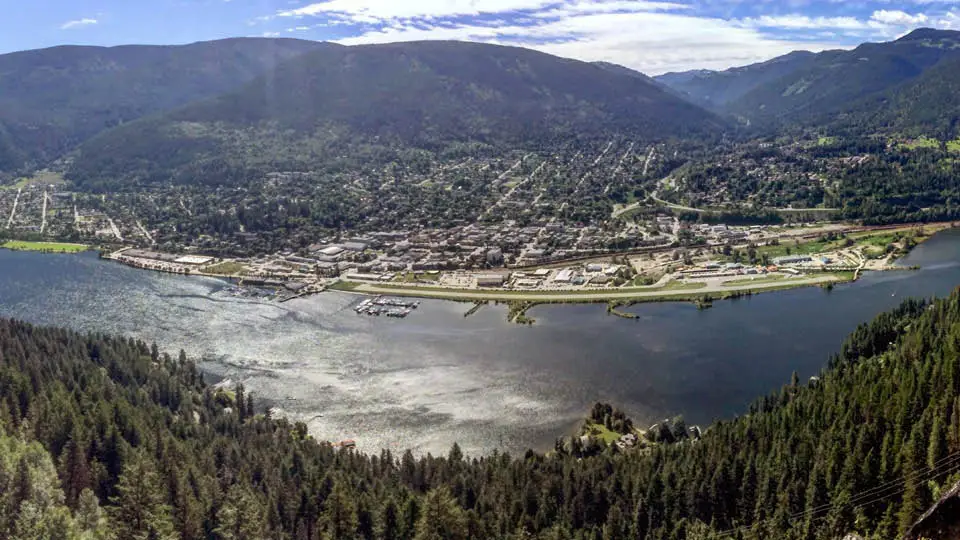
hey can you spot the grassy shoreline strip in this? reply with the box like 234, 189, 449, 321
2, 240, 89, 253
338, 273, 851, 305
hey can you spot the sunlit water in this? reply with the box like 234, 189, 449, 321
1, 229, 959, 456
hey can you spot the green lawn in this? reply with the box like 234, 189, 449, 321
901, 137, 940, 150
2, 241, 88, 253
329, 280, 362, 292
817, 136, 837, 146
659, 280, 707, 291
753, 238, 837, 259
7, 171, 66, 189
395, 272, 441, 283
723, 275, 786, 286
751, 227, 930, 261
203, 261, 248, 276
583, 422, 623, 445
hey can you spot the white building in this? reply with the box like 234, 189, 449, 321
554, 269, 575, 283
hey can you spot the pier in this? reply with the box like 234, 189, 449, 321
354, 296, 420, 318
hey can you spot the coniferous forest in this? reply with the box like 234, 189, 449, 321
1, 292, 960, 539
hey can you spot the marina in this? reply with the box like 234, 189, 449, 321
354, 296, 421, 318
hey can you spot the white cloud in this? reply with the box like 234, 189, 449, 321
60, 18, 98, 30
937, 10, 960, 27
530, 0, 692, 18
870, 9, 929, 25
264, 0, 958, 73
734, 15, 873, 30
335, 11, 845, 75
277, 0, 558, 21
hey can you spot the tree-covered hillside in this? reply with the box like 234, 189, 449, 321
67, 41, 724, 191
838, 54, 960, 140
656, 28, 960, 138
3, 289, 960, 538
0, 38, 331, 173
655, 51, 817, 109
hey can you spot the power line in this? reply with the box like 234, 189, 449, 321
709, 450, 960, 539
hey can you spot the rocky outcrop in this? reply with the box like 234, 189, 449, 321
904, 481, 960, 540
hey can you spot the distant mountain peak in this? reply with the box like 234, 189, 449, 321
896, 28, 960, 43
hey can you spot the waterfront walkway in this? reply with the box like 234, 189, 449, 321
349, 274, 842, 303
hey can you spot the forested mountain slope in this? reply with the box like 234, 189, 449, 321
66, 41, 725, 190
0, 38, 331, 172
727, 29, 960, 127
838, 53, 960, 139
656, 28, 960, 136
655, 50, 817, 109
3, 288, 960, 537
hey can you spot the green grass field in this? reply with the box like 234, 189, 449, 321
750, 226, 940, 262
723, 275, 791, 286
203, 261, 248, 276
2, 241, 89, 253
753, 238, 838, 259
659, 280, 707, 291
901, 137, 940, 150
7, 171, 66, 190
948, 139, 960, 154
395, 272, 441, 283
329, 280, 362, 292
583, 422, 624, 445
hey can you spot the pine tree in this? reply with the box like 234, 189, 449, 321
320, 479, 358, 540
214, 484, 267, 540
59, 437, 92, 508
235, 385, 246, 423
927, 415, 946, 469
377, 497, 401, 540
109, 451, 178, 540
414, 487, 467, 540
897, 425, 929, 534
76, 488, 111, 539
171, 473, 203, 540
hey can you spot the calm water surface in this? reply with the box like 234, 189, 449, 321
1, 229, 959, 455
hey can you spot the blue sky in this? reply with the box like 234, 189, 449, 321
4, 0, 959, 74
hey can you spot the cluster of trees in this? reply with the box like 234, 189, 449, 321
836, 146, 960, 224
587, 403, 634, 435
664, 134, 960, 227
3, 291, 960, 538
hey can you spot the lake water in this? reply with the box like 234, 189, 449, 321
1, 229, 959, 456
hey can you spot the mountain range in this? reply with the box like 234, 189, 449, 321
2, 29, 960, 187
656, 28, 960, 136
0, 38, 723, 186
67, 40, 723, 189
0, 38, 330, 172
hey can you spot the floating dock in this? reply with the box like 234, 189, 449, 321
354, 296, 420, 318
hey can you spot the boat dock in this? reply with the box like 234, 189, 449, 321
354, 296, 420, 318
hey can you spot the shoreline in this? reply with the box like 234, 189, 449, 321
334, 272, 849, 303
7, 220, 952, 312
329, 222, 951, 312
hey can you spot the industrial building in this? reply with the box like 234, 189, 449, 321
773, 255, 813, 265
476, 274, 506, 287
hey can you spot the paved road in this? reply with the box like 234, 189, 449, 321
613, 188, 838, 220
350, 274, 841, 302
